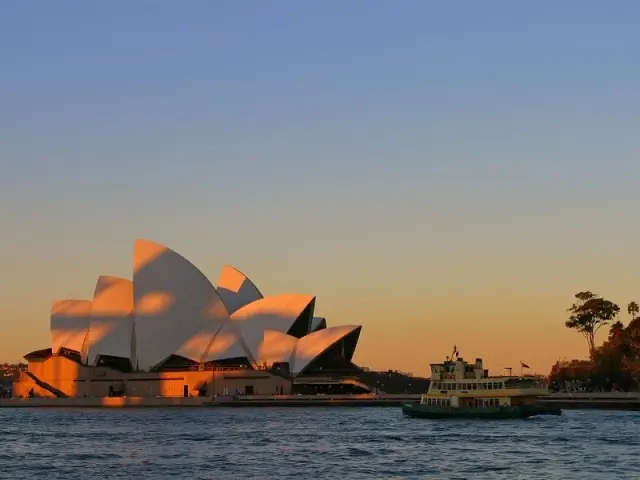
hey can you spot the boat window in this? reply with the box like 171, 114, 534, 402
488, 383, 493, 390
471, 383, 477, 390
507, 379, 539, 389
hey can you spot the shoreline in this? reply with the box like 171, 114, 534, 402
2, 392, 640, 410
538, 392, 640, 411
0, 394, 419, 408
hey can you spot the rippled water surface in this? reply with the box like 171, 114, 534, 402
1, 407, 639, 479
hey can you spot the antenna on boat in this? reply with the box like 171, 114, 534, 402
450, 345, 459, 361
505, 367, 513, 376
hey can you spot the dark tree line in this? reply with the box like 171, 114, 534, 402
554, 292, 640, 391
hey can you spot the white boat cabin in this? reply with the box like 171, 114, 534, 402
421, 355, 548, 407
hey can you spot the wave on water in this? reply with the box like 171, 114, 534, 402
1, 408, 640, 479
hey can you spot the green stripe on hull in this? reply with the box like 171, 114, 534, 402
401, 403, 562, 419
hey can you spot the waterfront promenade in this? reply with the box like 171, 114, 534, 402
538, 392, 640, 411
3, 392, 640, 409
0, 393, 418, 408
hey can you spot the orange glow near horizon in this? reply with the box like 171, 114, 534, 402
2, 237, 637, 379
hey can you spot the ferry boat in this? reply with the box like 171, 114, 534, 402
402, 347, 562, 419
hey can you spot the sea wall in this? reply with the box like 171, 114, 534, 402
538, 392, 640, 411
0, 393, 420, 408
4, 392, 640, 409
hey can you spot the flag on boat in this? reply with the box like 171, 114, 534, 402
520, 361, 530, 369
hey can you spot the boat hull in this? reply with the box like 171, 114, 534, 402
401, 403, 562, 419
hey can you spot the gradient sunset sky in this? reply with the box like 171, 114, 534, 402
1, 2, 639, 375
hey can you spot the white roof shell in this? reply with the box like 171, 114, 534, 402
216, 265, 263, 314
257, 330, 298, 366
229, 293, 315, 363
43, 239, 362, 374
132, 239, 229, 371
86, 276, 134, 365
50, 299, 92, 356
201, 322, 253, 363
290, 325, 361, 376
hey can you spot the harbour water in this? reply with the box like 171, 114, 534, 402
1, 407, 639, 479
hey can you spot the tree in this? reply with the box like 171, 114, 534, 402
566, 291, 620, 358
628, 302, 639, 321
607, 321, 626, 346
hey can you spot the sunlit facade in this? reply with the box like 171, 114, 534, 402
16, 239, 364, 398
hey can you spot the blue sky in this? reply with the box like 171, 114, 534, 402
1, 1, 639, 372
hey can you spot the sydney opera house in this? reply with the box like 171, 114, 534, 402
14, 239, 368, 398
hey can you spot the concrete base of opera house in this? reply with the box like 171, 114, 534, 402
14, 355, 294, 399
0, 394, 421, 408
12, 354, 377, 403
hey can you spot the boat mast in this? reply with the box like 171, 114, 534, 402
450, 345, 459, 361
